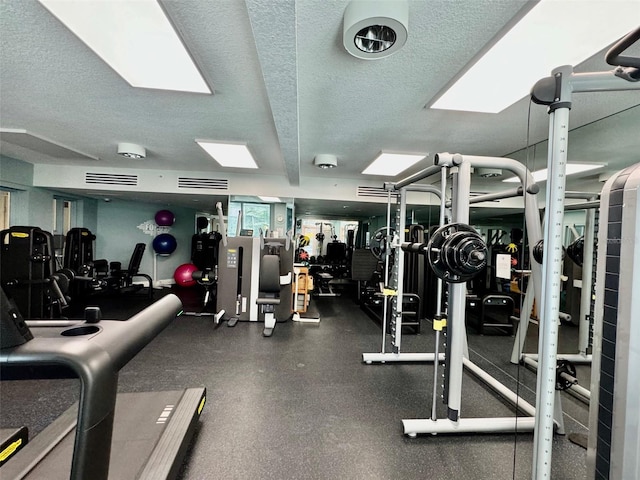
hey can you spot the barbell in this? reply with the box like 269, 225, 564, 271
427, 223, 488, 283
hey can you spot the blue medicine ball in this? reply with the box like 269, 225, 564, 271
153, 233, 177, 255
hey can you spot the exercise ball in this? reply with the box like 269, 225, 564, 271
153, 233, 177, 255
155, 209, 175, 226
174, 263, 198, 287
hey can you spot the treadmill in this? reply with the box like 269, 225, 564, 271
0, 291, 205, 480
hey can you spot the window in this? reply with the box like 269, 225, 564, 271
228, 201, 270, 237
0, 191, 11, 230
0, 191, 9, 231
53, 198, 74, 235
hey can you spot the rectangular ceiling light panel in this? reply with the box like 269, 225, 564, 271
503, 163, 603, 183
258, 196, 282, 202
362, 152, 426, 176
196, 141, 258, 169
39, 0, 210, 94
431, 0, 640, 113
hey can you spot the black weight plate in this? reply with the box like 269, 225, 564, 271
370, 227, 395, 260
556, 360, 577, 390
427, 223, 486, 283
567, 236, 584, 266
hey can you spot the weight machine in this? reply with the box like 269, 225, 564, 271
1, 226, 71, 319
522, 26, 640, 480
314, 222, 325, 258
186, 217, 222, 316
214, 202, 293, 336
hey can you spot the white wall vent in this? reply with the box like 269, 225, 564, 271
178, 177, 228, 190
85, 172, 138, 186
357, 186, 397, 198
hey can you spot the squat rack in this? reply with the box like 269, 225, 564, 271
395, 153, 564, 436
362, 182, 444, 364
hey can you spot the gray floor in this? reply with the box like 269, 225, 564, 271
0, 289, 591, 479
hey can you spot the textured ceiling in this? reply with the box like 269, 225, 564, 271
1, 0, 639, 218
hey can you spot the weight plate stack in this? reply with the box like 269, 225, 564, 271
427, 223, 487, 283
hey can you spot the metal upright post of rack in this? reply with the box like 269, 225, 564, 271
363, 174, 445, 364
389, 187, 407, 354
529, 26, 640, 478
431, 166, 448, 421
379, 189, 393, 354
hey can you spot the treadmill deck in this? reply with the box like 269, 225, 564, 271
2, 388, 205, 480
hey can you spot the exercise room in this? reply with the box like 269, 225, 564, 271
1, 1, 639, 479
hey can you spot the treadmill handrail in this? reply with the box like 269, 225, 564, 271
0, 293, 183, 480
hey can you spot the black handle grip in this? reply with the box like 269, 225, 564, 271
605, 26, 640, 68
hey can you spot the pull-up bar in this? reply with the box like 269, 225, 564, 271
447, 186, 523, 208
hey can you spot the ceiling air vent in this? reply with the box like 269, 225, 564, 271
178, 177, 228, 190
357, 186, 398, 198
85, 172, 138, 186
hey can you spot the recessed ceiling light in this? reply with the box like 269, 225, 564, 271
117, 142, 146, 159
258, 196, 281, 202
362, 152, 426, 176
314, 154, 338, 169
503, 163, 603, 183
343, 0, 408, 60
196, 141, 258, 169
430, 1, 639, 113
477, 168, 502, 178
38, 0, 211, 94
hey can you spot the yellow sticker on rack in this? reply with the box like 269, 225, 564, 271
433, 318, 447, 331
382, 288, 397, 296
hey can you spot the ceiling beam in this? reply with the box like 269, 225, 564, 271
245, 0, 300, 186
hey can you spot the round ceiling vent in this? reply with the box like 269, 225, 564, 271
343, 0, 408, 60
314, 154, 338, 169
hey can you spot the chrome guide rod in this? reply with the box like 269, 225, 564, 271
380, 189, 393, 354
431, 167, 447, 421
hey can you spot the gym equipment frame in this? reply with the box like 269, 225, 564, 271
587, 163, 640, 480
528, 25, 640, 480
0, 294, 205, 480
393, 153, 565, 438
362, 183, 444, 364
512, 191, 599, 405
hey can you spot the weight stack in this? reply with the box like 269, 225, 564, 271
587, 163, 640, 480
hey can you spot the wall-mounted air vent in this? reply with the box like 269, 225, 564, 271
85, 172, 138, 186
357, 186, 397, 198
178, 177, 228, 190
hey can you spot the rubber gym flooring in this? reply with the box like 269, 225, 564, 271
1, 286, 590, 479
